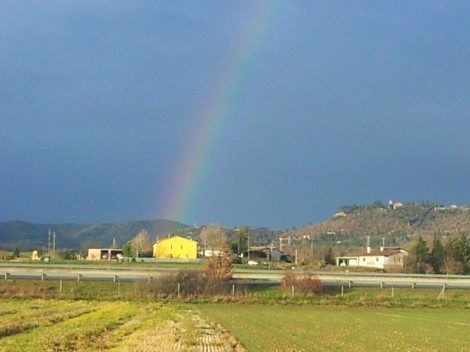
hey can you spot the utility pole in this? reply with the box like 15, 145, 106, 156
247, 230, 250, 260
48, 229, 51, 253
53, 231, 56, 252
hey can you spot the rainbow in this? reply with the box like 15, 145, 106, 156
159, 1, 281, 225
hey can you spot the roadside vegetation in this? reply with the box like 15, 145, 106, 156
2, 276, 470, 308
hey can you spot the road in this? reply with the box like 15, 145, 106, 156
1, 263, 470, 289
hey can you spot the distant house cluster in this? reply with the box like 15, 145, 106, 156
86, 236, 199, 261
85, 234, 292, 265
434, 204, 470, 211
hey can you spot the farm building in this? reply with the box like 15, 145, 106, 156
201, 249, 225, 257
153, 235, 198, 259
336, 247, 408, 269
87, 248, 123, 261
249, 246, 284, 262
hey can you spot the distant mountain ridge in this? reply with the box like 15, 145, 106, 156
0, 219, 283, 252
0, 219, 189, 251
5, 201, 466, 252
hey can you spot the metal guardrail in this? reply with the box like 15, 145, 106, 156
0, 272, 154, 283
1, 263, 469, 280
0, 262, 179, 272
1, 270, 470, 290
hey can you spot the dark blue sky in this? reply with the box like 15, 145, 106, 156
2, 1, 470, 229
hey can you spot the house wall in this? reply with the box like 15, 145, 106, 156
357, 253, 406, 269
202, 249, 224, 257
87, 249, 102, 260
358, 255, 386, 269
153, 236, 197, 259
348, 258, 358, 266
270, 249, 282, 262
337, 257, 360, 266
383, 253, 406, 267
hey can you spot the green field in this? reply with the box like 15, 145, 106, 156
1, 279, 470, 351
199, 305, 470, 352
1, 298, 469, 351
0, 299, 236, 352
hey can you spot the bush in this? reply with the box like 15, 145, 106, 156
134, 270, 232, 298
280, 269, 323, 297
204, 252, 233, 280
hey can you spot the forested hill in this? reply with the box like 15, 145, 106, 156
0, 220, 283, 252
0, 220, 189, 251
281, 202, 470, 249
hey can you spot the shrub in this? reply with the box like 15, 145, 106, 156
280, 269, 323, 297
134, 270, 231, 298
204, 251, 233, 281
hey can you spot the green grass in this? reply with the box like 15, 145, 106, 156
321, 286, 470, 308
1, 294, 470, 351
0, 300, 179, 352
199, 304, 470, 352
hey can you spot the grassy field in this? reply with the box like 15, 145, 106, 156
0, 295, 469, 351
0, 299, 237, 352
1, 279, 470, 351
199, 304, 470, 352
1, 298, 469, 352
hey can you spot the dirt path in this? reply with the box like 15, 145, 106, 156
114, 309, 246, 352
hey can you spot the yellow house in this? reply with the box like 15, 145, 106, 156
153, 235, 198, 259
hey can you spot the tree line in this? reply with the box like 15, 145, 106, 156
408, 233, 470, 274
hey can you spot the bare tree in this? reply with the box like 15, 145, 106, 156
199, 224, 233, 280
132, 229, 151, 257
200, 224, 227, 251
80, 239, 100, 258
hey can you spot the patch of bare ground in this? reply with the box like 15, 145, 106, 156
114, 310, 246, 352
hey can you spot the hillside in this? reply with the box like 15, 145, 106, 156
4, 201, 468, 253
281, 202, 470, 249
0, 220, 189, 251
0, 220, 282, 252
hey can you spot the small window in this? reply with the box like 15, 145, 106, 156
181, 245, 183, 249
376, 257, 379, 261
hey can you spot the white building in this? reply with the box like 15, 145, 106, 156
336, 247, 408, 269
